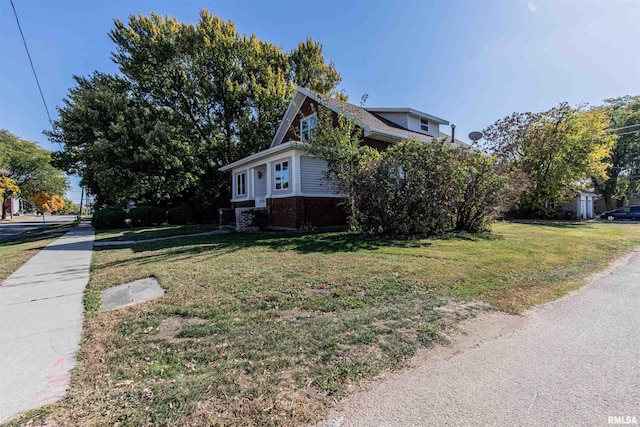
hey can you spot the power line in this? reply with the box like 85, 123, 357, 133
607, 123, 640, 133
614, 130, 640, 137
10, 0, 53, 126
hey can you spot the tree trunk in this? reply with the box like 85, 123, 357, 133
1, 195, 7, 220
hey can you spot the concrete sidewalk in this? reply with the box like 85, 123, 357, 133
320, 249, 640, 426
0, 224, 95, 422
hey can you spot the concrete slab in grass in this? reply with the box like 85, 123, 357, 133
100, 277, 164, 311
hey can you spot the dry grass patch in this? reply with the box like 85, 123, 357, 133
0, 233, 64, 284
8, 221, 639, 426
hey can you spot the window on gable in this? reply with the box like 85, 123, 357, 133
300, 114, 318, 141
420, 118, 429, 132
236, 172, 246, 196
274, 161, 289, 190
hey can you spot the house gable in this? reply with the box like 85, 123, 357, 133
269, 87, 460, 150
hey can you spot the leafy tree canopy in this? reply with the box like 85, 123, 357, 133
482, 102, 615, 218
592, 95, 640, 209
0, 129, 69, 201
50, 10, 341, 213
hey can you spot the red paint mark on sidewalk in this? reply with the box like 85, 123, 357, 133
31, 357, 72, 404
52, 358, 66, 368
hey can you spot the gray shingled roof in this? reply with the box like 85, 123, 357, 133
325, 98, 469, 149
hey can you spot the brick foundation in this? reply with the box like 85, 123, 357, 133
268, 197, 347, 229
231, 200, 255, 209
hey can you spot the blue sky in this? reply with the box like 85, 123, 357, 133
1, 0, 639, 203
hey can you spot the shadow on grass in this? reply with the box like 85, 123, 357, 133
0, 230, 69, 247
505, 219, 587, 229
96, 224, 219, 242
90, 227, 514, 274
96, 232, 380, 257
92, 231, 438, 271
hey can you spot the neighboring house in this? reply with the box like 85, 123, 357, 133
2, 196, 20, 219
558, 191, 598, 220
219, 87, 468, 229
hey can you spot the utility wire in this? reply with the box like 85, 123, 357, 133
10, 0, 53, 126
613, 130, 640, 137
607, 123, 640, 133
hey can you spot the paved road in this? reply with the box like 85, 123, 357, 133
0, 214, 78, 241
0, 224, 94, 423
322, 250, 640, 426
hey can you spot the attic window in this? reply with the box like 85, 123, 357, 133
300, 114, 317, 141
420, 118, 429, 132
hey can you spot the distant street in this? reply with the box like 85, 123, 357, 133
0, 215, 78, 241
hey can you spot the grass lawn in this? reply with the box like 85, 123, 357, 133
8, 221, 640, 426
94, 224, 220, 242
0, 232, 68, 284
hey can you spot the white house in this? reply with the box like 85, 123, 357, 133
219, 87, 467, 229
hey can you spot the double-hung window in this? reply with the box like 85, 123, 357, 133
236, 172, 246, 196
274, 161, 289, 190
300, 114, 317, 141
420, 118, 429, 132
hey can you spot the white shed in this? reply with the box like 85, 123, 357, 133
573, 192, 597, 219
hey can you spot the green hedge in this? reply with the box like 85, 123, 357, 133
129, 206, 166, 227
168, 206, 197, 225
91, 208, 126, 230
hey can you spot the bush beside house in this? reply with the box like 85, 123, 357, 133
91, 208, 127, 230
168, 206, 197, 225
129, 206, 166, 226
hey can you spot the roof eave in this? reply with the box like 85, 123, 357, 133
219, 141, 304, 172
366, 107, 449, 125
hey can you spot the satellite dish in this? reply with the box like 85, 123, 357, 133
468, 131, 483, 143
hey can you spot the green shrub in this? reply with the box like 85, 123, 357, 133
129, 206, 166, 227
352, 140, 505, 236
91, 208, 126, 230
168, 206, 197, 225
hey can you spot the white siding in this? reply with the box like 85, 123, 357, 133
300, 156, 336, 194
374, 112, 409, 128
408, 115, 439, 138
254, 167, 267, 196
408, 115, 420, 133
429, 122, 440, 138
370, 112, 440, 138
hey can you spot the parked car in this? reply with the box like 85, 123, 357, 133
600, 205, 640, 221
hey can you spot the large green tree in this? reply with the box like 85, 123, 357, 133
50, 73, 200, 206
50, 10, 341, 213
0, 130, 69, 214
592, 95, 640, 209
483, 103, 614, 218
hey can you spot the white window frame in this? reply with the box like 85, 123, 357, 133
420, 118, 429, 132
274, 160, 290, 190
236, 172, 246, 196
300, 114, 317, 141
